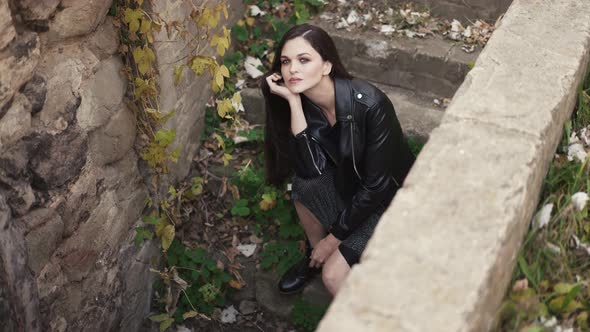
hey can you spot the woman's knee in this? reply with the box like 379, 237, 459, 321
321, 250, 350, 293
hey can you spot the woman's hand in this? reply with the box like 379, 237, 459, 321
309, 234, 341, 268
266, 73, 299, 102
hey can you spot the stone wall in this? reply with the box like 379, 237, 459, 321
0, 0, 243, 330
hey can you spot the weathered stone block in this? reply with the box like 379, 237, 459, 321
47, 0, 113, 42
89, 106, 136, 166
77, 56, 126, 131
0, 31, 40, 111
0, 94, 32, 147
21, 208, 64, 274
0, 0, 15, 50
29, 127, 88, 189
16, 0, 60, 21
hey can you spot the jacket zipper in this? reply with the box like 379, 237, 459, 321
350, 120, 362, 181
302, 132, 322, 175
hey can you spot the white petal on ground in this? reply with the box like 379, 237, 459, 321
346, 10, 360, 24
220, 305, 239, 324
571, 192, 589, 211
244, 56, 264, 79
176, 326, 192, 332
567, 143, 587, 162
380, 24, 395, 34
249, 5, 266, 17
542, 316, 558, 328
546, 242, 561, 254
533, 203, 553, 229
580, 127, 590, 145
320, 13, 335, 20
463, 26, 472, 38
335, 18, 349, 29
235, 79, 246, 89
569, 132, 580, 144
237, 243, 257, 257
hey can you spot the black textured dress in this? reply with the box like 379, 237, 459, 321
290, 115, 386, 267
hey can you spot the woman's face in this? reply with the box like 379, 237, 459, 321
279, 36, 332, 94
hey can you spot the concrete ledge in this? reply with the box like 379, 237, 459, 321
317, 1, 590, 331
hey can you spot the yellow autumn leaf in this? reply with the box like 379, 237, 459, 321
183, 311, 199, 320
222, 153, 233, 166
228, 280, 243, 289
213, 133, 225, 150
210, 79, 220, 93
140, 18, 151, 34
210, 32, 229, 56
161, 224, 175, 251
133, 46, 156, 76
134, 77, 156, 98
174, 65, 183, 85
214, 65, 230, 90
123, 8, 143, 33
259, 193, 277, 211
155, 220, 167, 238
216, 98, 234, 119
246, 17, 255, 26
221, 3, 228, 20
196, 7, 211, 28
237, 19, 245, 27
190, 56, 214, 76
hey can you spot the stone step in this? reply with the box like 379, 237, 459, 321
241, 84, 443, 143
309, 18, 480, 99
364, 0, 511, 23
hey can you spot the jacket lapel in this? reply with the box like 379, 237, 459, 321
334, 77, 353, 122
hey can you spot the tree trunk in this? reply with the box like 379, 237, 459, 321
0, 193, 41, 332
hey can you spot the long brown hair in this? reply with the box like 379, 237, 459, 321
261, 24, 353, 187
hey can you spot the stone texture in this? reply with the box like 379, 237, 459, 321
76, 56, 126, 131
16, 0, 60, 21
22, 75, 47, 114
21, 209, 64, 274
89, 105, 136, 166
241, 88, 265, 126
317, 1, 590, 332
85, 17, 119, 60
0, 0, 15, 50
47, 0, 113, 42
29, 127, 88, 190
0, 31, 40, 112
36, 44, 98, 134
0, 94, 32, 147
366, 0, 512, 23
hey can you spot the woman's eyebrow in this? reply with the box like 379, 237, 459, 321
280, 53, 311, 58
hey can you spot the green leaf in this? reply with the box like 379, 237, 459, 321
232, 24, 248, 42
149, 313, 169, 322
155, 129, 176, 146
517, 255, 538, 290
159, 318, 174, 332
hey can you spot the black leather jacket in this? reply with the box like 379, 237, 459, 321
289, 77, 415, 240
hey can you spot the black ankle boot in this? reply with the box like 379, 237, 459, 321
277, 241, 321, 295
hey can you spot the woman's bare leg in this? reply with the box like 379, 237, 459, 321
322, 249, 350, 295
293, 200, 327, 248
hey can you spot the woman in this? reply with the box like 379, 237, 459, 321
261, 24, 415, 296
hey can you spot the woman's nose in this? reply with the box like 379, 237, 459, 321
289, 63, 299, 74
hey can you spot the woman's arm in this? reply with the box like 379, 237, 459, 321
328, 98, 415, 240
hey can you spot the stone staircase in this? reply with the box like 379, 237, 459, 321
238, 14, 484, 319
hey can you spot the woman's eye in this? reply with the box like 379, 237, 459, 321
300, 58, 309, 63
281, 59, 289, 65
